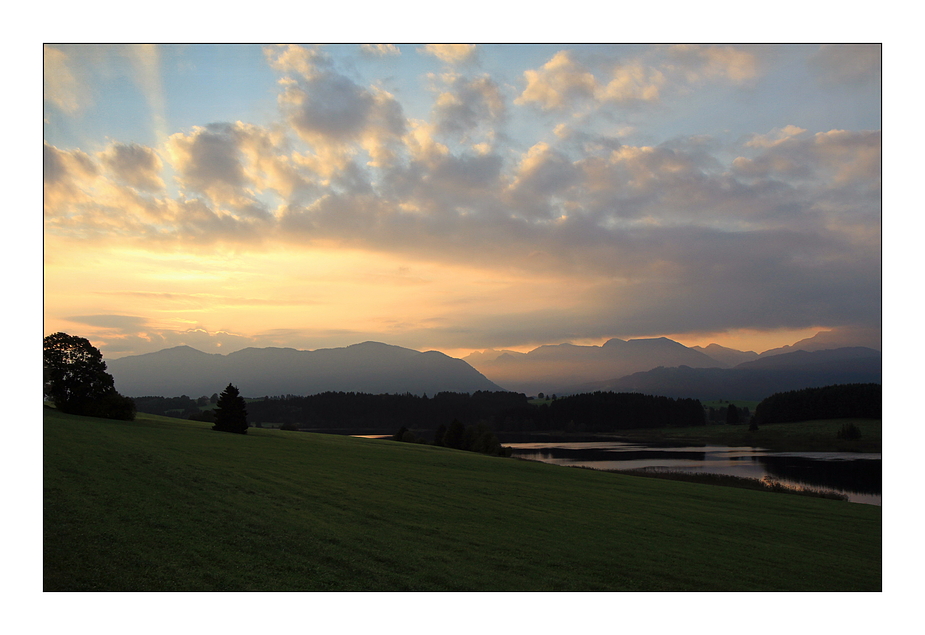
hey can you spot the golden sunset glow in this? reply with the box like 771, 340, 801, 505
43, 43, 881, 360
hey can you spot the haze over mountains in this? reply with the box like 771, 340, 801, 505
107, 330, 881, 402
109, 342, 502, 398
461, 334, 881, 397
584, 347, 882, 401
463, 337, 723, 395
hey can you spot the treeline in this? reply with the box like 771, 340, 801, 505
245, 391, 528, 431
134, 389, 708, 435
393, 420, 511, 457
545, 392, 705, 432
241, 390, 704, 434
134, 394, 217, 419
705, 404, 751, 425
753, 383, 881, 425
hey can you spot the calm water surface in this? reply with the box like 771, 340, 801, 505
507, 441, 881, 505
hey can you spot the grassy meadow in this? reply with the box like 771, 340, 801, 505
44, 407, 880, 591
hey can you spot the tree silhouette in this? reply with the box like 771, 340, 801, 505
442, 419, 466, 449
726, 403, 740, 425
43, 332, 135, 420
212, 383, 248, 434
432, 423, 448, 446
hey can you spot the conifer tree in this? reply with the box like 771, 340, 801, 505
212, 383, 248, 434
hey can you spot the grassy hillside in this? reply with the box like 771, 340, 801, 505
43, 408, 880, 591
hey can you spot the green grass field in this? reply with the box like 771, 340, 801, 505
43, 407, 880, 591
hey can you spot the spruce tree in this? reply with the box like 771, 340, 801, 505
212, 383, 248, 434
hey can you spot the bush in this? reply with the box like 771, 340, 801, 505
83, 390, 137, 421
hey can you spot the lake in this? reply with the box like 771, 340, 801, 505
506, 441, 881, 505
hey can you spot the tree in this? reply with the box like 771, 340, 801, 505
432, 423, 448, 446
43, 332, 135, 420
212, 383, 248, 434
726, 403, 740, 425
442, 419, 466, 449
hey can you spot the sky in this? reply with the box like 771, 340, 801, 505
43, 43, 882, 359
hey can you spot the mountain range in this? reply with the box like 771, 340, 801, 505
463, 337, 723, 395
579, 347, 882, 401
107, 332, 881, 402
462, 330, 881, 397
108, 341, 503, 398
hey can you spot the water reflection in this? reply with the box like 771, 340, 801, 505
507, 442, 881, 506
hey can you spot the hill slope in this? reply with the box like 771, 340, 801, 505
44, 408, 881, 591
108, 341, 503, 397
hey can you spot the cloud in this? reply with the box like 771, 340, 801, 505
65, 314, 151, 330
122, 44, 168, 142
430, 72, 506, 139
515, 50, 597, 110
598, 60, 665, 103
100, 327, 258, 357
733, 128, 881, 190
44, 45, 90, 115
516, 45, 761, 112
99, 142, 165, 191
809, 44, 881, 86
663, 44, 759, 85
44, 45, 880, 352
505, 142, 580, 218
745, 125, 808, 149
418, 44, 477, 65
167, 123, 252, 206
166, 121, 318, 213
44, 142, 99, 213
267, 45, 406, 167
360, 44, 401, 57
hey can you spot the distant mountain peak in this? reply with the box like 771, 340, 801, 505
142, 345, 214, 357
690, 344, 759, 368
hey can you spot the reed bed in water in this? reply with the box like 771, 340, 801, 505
613, 468, 849, 501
